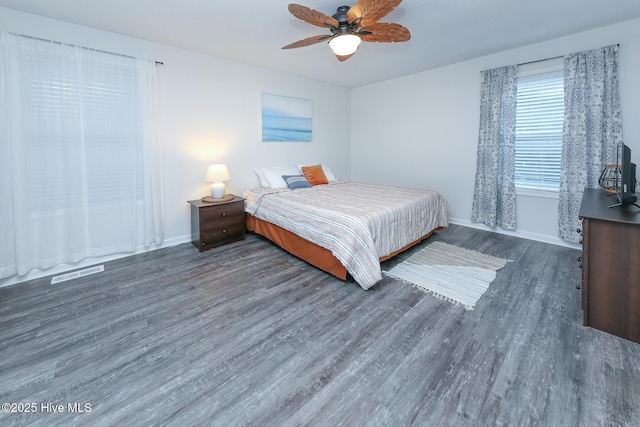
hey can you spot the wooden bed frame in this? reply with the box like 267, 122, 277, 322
246, 213, 441, 281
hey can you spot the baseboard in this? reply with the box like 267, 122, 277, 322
449, 218, 581, 250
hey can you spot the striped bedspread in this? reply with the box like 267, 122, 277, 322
243, 180, 449, 290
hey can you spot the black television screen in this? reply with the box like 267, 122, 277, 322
610, 142, 638, 208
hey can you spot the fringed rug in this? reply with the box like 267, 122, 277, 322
385, 241, 509, 310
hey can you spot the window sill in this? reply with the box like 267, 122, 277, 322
516, 188, 560, 199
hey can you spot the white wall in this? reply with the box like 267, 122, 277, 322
0, 6, 352, 286
351, 18, 640, 248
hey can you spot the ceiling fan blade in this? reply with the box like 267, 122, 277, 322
282, 35, 333, 49
336, 52, 357, 61
346, 4, 362, 25
288, 4, 339, 28
347, 0, 403, 28
359, 23, 410, 43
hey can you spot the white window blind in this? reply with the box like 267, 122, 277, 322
23, 47, 144, 211
515, 70, 564, 191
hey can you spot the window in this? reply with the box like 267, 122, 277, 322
515, 61, 564, 192
0, 33, 163, 279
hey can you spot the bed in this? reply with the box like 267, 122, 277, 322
243, 179, 449, 290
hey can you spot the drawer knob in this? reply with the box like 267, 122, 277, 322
222, 212, 227, 217
222, 229, 227, 233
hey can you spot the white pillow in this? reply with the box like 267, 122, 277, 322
298, 164, 336, 181
253, 168, 270, 187
261, 166, 300, 189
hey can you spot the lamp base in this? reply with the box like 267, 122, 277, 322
210, 182, 226, 199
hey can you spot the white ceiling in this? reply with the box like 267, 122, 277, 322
2, 0, 640, 88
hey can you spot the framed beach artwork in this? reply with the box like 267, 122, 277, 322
261, 93, 312, 142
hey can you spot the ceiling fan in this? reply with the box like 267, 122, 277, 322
282, 0, 411, 61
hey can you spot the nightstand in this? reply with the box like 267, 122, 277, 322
187, 196, 246, 252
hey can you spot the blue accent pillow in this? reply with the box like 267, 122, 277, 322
282, 175, 312, 190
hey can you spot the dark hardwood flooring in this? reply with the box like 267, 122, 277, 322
1, 224, 639, 426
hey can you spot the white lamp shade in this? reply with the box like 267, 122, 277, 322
329, 34, 361, 56
205, 164, 231, 183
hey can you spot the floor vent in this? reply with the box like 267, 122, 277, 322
51, 265, 104, 284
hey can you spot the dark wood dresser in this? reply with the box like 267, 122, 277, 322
578, 188, 640, 343
187, 196, 245, 252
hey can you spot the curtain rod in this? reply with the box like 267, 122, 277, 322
518, 43, 620, 66
518, 55, 563, 66
8, 32, 163, 66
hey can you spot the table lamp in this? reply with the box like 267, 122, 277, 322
205, 164, 231, 199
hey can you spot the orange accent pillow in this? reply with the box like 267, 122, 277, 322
301, 165, 329, 186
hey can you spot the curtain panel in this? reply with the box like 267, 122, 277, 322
558, 45, 622, 243
0, 33, 164, 279
471, 65, 518, 230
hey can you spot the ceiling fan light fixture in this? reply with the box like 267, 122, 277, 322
284, 2, 410, 61
329, 34, 361, 56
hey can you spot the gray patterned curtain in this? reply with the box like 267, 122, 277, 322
558, 45, 622, 243
471, 65, 518, 230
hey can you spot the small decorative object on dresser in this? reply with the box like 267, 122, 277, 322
187, 196, 245, 252
598, 164, 620, 193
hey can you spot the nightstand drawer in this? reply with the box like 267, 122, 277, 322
200, 202, 244, 221
201, 221, 245, 244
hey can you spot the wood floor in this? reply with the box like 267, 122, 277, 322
1, 224, 639, 426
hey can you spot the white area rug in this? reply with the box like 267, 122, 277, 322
385, 241, 509, 310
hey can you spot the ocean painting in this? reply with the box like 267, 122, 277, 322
261, 93, 312, 142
